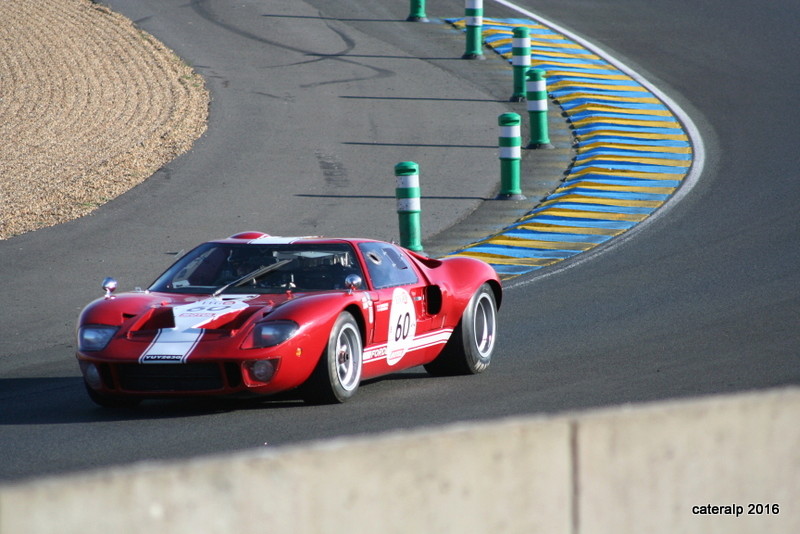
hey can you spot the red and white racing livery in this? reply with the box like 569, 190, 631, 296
76, 232, 501, 406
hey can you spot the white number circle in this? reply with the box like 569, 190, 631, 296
386, 288, 417, 366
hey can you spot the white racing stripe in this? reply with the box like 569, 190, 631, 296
363, 329, 454, 364
140, 297, 251, 364
247, 235, 321, 244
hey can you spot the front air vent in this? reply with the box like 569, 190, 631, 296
117, 363, 224, 392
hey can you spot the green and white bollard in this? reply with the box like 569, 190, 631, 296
510, 27, 531, 102
497, 113, 526, 200
394, 162, 423, 252
526, 68, 554, 149
406, 0, 429, 22
462, 0, 485, 60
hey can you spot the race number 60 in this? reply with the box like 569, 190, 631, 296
386, 288, 417, 365
395, 312, 412, 341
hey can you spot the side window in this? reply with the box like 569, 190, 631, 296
358, 243, 419, 289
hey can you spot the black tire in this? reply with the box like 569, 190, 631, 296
84, 383, 142, 409
303, 312, 363, 404
424, 283, 497, 376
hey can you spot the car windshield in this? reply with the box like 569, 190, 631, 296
149, 242, 364, 294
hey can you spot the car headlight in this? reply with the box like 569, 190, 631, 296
251, 321, 298, 348
78, 325, 118, 352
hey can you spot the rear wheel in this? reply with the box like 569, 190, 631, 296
424, 283, 497, 376
303, 312, 363, 404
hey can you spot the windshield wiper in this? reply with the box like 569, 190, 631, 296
212, 259, 292, 297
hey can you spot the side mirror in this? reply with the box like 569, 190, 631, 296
344, 274, 362, 294
102, 277, 118, 299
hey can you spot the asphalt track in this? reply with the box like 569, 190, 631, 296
2, 0, 799, 482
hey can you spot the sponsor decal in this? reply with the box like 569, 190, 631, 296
361, 293, 374, 324
363, 346, 387, 362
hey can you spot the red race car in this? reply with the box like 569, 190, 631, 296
76, 232, 501, 406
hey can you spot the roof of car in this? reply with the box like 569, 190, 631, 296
213, 232, 379, 246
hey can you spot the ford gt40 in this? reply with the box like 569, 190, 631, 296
76, 232, 501, 406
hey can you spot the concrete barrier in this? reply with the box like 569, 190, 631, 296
1, 388, 797, 534
577, 387, 798, 533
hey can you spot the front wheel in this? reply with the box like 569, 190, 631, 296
303, 312, 363, 404
424, 283, 497, 376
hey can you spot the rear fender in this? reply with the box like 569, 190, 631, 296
425, 256, 502, 312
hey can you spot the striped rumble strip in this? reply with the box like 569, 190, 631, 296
446, 17, 694, 279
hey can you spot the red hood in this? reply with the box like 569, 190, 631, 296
78, 291, 299, 331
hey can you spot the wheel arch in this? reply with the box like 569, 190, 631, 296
486, 279, 502, 309
342, 302, 368, 344
432, 256, 503, 312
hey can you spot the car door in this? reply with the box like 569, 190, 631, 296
357, 242, 433, 371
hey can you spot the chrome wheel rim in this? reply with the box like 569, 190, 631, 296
335, 323, 361, 391
473, 293, 497, 358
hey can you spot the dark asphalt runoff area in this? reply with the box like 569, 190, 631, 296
1, 0, 798, 482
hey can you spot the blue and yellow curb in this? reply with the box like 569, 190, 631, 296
445, 17, 694, 279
